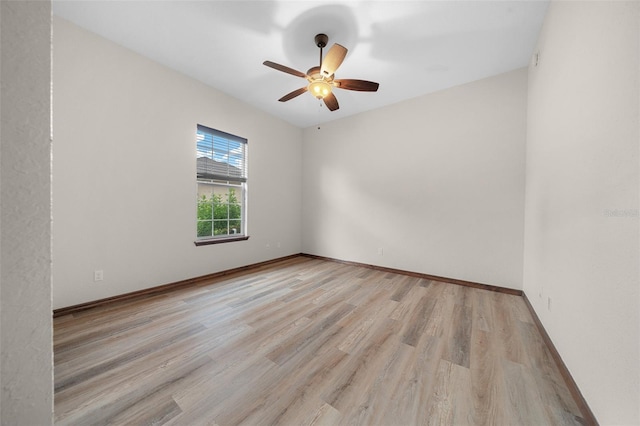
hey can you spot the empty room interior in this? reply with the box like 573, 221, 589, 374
1, 0, 638, 425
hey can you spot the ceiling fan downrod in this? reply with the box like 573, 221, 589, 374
315, 33, 328, 67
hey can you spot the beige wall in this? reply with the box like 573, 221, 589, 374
0, 1, 54, 424
53, 17, 302, 309
523, 1, 639, 423
302, 68, 528, 290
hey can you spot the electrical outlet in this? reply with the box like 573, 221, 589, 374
94, 270, 104, 282
377, 247, 384, 256
547, 297, 552, 311
266, 242, 271, 249
276, 242, 281, 248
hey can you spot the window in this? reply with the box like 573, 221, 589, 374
195, 124, 248, 245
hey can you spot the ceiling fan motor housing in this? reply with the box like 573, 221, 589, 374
314, 33, 328, 48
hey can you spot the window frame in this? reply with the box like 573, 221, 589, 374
195, 124, 249, 246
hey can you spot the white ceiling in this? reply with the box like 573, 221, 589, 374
53, 1, 549, 128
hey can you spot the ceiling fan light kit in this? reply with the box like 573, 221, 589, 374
263, 33, 379, 112
308, 79, 332, 99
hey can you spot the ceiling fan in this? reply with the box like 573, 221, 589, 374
263, 33, 379, 111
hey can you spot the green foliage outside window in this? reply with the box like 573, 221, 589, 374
197, 188, 242, 238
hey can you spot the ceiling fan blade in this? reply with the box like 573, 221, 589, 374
263, 61, 307, 78
278, 87, 308, 102
323, 92, 339, 111
320, 43, 348, 78
334, 79, 380, 92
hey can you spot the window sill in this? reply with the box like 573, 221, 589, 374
194, 235, 250, 246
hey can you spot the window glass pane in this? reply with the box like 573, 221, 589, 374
227, 187, 240, 204
196, 132, 212, 159
212, 136, 228, 163
213, 220, 228, 236
229, 204, 241, 220
197, 185, 214, 220
213, 202, 229, 220
197, 220, 213, 238
229, 220, 241, 235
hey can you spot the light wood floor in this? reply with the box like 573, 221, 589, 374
54, 256, 586, 425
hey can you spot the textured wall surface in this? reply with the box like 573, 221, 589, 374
523, 1, 639, 423
0, 1, 54, 424
302, 69, 527, 289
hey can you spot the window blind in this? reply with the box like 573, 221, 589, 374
196, 124, 247, 182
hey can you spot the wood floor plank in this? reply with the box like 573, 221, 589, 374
390, 275, 417, 302
57, 354, 214, 425
423, 281, 457, 338
468, 288, 507, 424
54, 256, 589, 425
492, 291, 529, 366
217, 346, 348, 426
109, 395, 182, 426
353, 341, 416, 425
443, 303, 473, 368
298, 402, 342, 426
401, 293, 438, 347
55, 322, 207, 393
265, 302, 355, 366
320, 317, 402, 413
380, 335, 443, 425
501, 358, 552, 424
55, 323, 250, 421
426, 359, 475, 425
517, 320, 584, 422
167, 353, 280, 423
389, 284, 429, 322
470, 328, 506, 424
